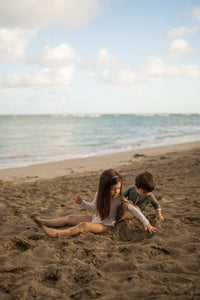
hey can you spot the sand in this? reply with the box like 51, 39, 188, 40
0, 141, 200, 299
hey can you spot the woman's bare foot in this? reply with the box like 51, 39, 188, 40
31, 215, 43, 227
42, 225, 63, 237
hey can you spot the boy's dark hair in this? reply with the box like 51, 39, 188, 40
135, 171, 155, 192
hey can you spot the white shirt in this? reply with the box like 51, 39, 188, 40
81, 193, 149, 228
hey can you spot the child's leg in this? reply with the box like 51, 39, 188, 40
31, 215, 92, 228
42, 222, 109, 238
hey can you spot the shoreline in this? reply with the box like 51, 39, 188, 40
0, 140, 200, 183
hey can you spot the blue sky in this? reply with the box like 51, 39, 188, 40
0, 0, 200, 114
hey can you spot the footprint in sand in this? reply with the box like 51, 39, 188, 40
11, 238, 33, 251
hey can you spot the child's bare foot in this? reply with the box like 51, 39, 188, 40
42, 225, 62, 237
31, 215, 43, 227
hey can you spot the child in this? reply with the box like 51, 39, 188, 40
123, 171, 165, 221
31, 169, 158, 238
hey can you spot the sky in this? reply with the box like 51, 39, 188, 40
0, 0, 200, 115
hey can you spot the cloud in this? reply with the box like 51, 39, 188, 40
0, 0, 105, 29
75, 55, 87, 68
94, 48, 125, 69
166, 26, 198, 38
86, 68, 138, 88
29, 43, 86, 68
99, 69, 136, 86
29, 44, 76, 67
88, 52, 200, 89
192, 7, 200, 20
141, 57, 166, 76
86, 48, 137, 87
166, 39, 194, 58
0, 87, 9, 95
0, 28, 36, 62
1, 66, 75, 88
141, 57, 200, 79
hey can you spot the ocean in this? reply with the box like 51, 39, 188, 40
0, 114, 200, 169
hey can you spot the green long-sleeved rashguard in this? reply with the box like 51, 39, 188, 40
123, 186, 160, 212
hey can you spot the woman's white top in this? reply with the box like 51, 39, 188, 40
81, 193, 149, 228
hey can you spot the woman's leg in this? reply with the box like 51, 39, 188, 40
42, 222, 109, 238
31, 215, 92, 228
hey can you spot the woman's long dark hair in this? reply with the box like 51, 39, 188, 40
96, 169, 125, 220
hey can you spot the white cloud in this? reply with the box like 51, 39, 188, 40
29, 43, 86, 68
29, 44, 76, 67
141, 57, 166, 76
87, 69, 138, 88
94, 48, 125, 69
166, 26, 198, 38
0, 0, 104, 29
89, 54, 200, 89
99, 70, 136, 86
192, 7, 200, 20
1, 66, 75, 87
141, 57, 200, 79
176, 65, 200, 77
166, 38, 194, 58
0, 28, 35, 62
0, 87, 9, 95
86, 48, 137, 87
81, 71, 95, 78
75, 55, 87, 68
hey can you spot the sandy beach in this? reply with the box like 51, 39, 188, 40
0, 141, 200, 299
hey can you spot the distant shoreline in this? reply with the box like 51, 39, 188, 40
0, 140, 199, 183
0, 113, 200, 116
1, 114, 199, 171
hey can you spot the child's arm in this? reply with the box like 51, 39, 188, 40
156, 209, 165, 221
75, 193, 83, 204
122, 188, 129, 198
75, 193, 96, 213
150, 195, 165, 221
123, 186, 132, 198
144, 224, 158, 234
126, 202, 158, 234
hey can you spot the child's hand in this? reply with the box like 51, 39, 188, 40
144, 224, 158, 235
75, 193, 82, 204
156, 211, 165, 222
156, 215, 165, 222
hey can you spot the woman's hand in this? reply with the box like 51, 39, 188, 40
144, 224, 158, 234
75, 193, 83, 204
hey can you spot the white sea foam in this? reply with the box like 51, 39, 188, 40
0, 114, 200, 169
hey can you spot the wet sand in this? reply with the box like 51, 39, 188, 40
0, 142, 200, 299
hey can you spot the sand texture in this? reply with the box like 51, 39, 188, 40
0, 144, 200, 299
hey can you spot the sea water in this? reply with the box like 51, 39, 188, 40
0, 114, 200, 169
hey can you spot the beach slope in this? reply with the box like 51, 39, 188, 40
0, 142, 200, 299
